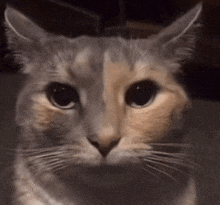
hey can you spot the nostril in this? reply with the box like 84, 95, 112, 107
88, 137, 120, 157
88, 138, 100, 149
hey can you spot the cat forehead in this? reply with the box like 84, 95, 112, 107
53, 37, 155, 80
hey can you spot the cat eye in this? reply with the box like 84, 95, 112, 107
125, 80, 158, 108
46, 82, 80, 109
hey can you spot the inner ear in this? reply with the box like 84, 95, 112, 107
150, 3, 202, 65
4, 6, 47, 41
156, 3, 202, 45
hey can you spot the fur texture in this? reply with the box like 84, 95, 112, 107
4, 3, 202, 205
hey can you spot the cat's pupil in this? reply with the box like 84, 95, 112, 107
46, 82, 79, 109
125, 80, 158, 108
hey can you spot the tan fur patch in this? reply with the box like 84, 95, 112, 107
101, 54, 189, 149
124, 90, 187, 143
31, 94, 65, 130
101, 53, 133, 147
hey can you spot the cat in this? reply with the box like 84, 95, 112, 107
4, 3, 202, 205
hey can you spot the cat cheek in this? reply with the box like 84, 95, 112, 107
125, 116, 172, 142
124, 111, 160, 142
125, 101, 187, 142
32, 104, 66, 130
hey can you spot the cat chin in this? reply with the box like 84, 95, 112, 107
54, 159, 164, 190
77, 171, 138, 188
57, 165, 145, 188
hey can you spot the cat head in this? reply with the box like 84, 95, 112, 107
5, 4, 201, 181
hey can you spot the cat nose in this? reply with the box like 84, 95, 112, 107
87, 133, 120, 157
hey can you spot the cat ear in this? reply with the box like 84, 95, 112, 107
4, 6, 53, 73
152, 3, 202, 65
4, 5, 48, 42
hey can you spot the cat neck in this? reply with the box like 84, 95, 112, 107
14, 154, 196, 205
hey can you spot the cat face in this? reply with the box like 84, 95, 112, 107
5, 4, 201, 184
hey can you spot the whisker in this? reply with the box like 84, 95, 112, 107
23, 151, 62, 157
141, 165, 160, 179
26, 152, 64, 160
143, 158, 189, 176
15, 147, 61, 153
142, 162, 177, 181
149, 143, 191, 148
42, 158, 65, 165
15, 146, 80, 156
43, 160, 66, 168
51, 163, 71, 173
148, 155, 189, 165
148, 151, 191, 158
147, 155, 200, 169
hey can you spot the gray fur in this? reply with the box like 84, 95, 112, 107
5, 3, 202, 205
